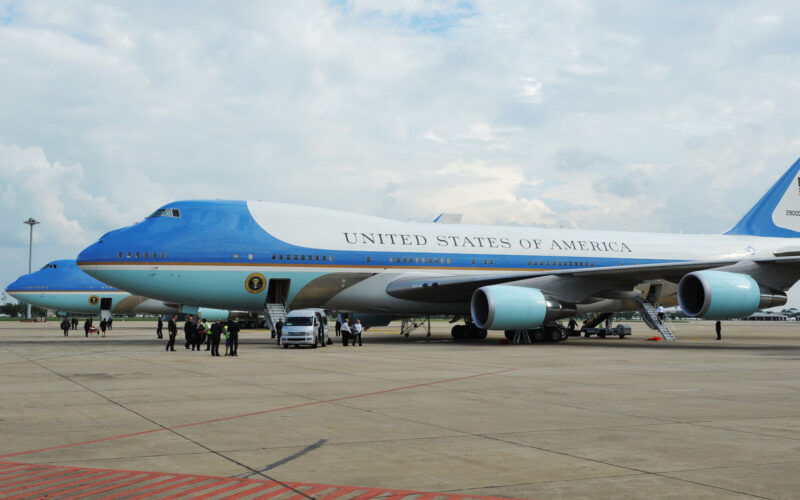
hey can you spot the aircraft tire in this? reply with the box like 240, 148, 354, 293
471, 327, 488, 340
560, 328, 569, 341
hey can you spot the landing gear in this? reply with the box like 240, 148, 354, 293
451, 323, 488, 341
503, 323, 569, 344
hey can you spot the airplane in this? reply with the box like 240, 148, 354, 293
76, 158, 800, 341
5, 259, 233, 322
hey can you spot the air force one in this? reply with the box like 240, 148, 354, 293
6, 259, 232, 321
77, 159, 800, 341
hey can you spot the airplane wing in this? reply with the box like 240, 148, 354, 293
385, 257, 800, 304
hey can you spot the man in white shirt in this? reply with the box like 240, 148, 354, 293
340, 318, 352, 346
352, 319, 363, 346
656, 304, 665, 323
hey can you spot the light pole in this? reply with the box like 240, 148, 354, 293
23, 218, 39, 319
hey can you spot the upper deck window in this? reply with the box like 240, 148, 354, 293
147, 208, 181, 218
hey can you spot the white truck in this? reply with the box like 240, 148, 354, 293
281, 309, 330, 348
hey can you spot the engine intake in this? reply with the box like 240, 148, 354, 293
678, 270, 786, 320
470, 285, 576, 330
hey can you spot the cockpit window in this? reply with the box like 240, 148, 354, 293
147, 208, 181, 218
40, 263, 57, 270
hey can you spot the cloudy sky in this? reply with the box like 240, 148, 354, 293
2, 1, 800, 303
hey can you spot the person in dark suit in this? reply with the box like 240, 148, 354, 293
184, 316, 195, 349
60, 318, 70, 336
715, 320, 722, 340
84, 317, 92, 337
71, 317, 78, 330
335, 318, 342, 337
166, 315, 178, 351
209, 319, 223, 356
156, 316, 163, 339
107, 317, 113, 330
194, 319, 206, 351
228, 319, 240, 356
100, 318, 107, 337
275, 317, 284, 347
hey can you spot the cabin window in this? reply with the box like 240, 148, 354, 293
315, 255, 319, 260
135, 252, 140, 258
118, 252, 123, 258
271, 254, 276, 260
322, 255, 327, 261
301, 255, 305, 261
144, 252, 149, 258
447, 258, 452, 264
389, 257, 394, 263
161, 253, 166, 258
366, 256, 371, 263
127, 252, 131, 258
329, 256, 334, 261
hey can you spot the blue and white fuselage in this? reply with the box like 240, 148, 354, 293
6, 259, 231, 320
77, 158, 800, 329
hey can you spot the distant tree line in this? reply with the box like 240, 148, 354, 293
0, 303, 47, 318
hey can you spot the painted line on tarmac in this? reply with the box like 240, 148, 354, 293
0, 460, 520, 500
0, 367, 515, 459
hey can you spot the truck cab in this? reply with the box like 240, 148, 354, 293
281, 308, 330, 348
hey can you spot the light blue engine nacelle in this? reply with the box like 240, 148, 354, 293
470, 285, 576, 330
678, 270, 786, 320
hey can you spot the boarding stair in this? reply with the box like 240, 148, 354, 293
264, 303, 287, 331
634, 291, 675, 341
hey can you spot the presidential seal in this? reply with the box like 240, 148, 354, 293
88, 295, 100, 306
245, 273, 266, 294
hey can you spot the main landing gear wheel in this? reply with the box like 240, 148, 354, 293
451, 324, 488, 341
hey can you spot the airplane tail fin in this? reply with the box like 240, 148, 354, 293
725, 157, 800, 238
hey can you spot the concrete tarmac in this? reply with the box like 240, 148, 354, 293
1, 319, 799, 499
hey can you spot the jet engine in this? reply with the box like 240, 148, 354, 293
678, 270, 786, 320
470, 285, 576, 330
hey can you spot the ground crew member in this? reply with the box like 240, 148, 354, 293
166, 314, 178, 351
184, 316, 195, 349
352, 319, 363, 346
223, 323, 231, 355
716, 320, 722, 340
84, 317, 92, 337
228, 319, 240, 356
567, 318, 578, 333
156, 316, 163, 339
193, 319, 206, 351
60, 318, 70, 336
209, 319, 223, 356
275, 317, 284, 346
341, 318, 351, 346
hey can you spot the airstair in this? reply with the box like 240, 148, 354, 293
635, 299, 675, 341
264, 303, 287, 331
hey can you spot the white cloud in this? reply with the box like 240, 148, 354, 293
2, 0, 800, 305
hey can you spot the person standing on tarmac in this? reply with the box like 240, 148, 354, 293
156, 316, 163, 339
84, 317, 92, 337
60, 318, 70, 336
100, 318, 107, 338
166, 315, 178, 351
209, 319, 223, 356
184, 316, 195, 349
71, 317, 78, 331
107, 317, 113, 330
205, 319, 212, 351
228, 319, 240, 356
335, 318, 342, 337
352, 319, 363, 346
715, 320, 722, 340
274, 317, 284, 346
193, 319, 206, 351
340, 318, 351, 346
